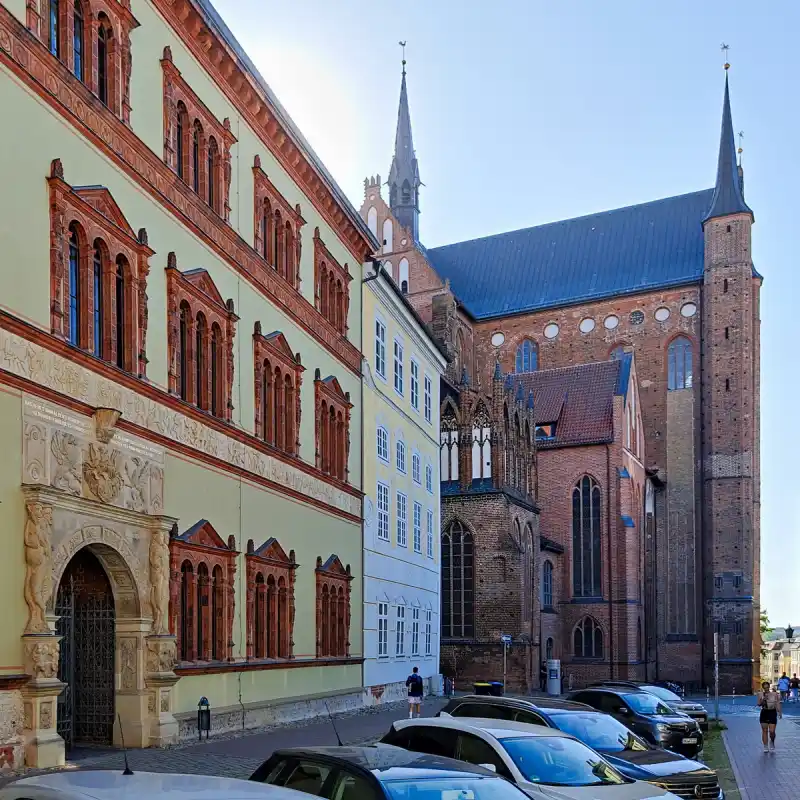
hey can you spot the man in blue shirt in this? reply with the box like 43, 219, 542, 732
406, 666, 424, 719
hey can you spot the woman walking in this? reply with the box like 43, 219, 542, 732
757, 680, 782, 753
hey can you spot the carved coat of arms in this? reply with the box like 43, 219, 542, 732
83, 444, 123, 504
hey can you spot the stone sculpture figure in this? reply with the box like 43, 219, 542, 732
23, 502, 54, 634
27, 639, 59, 680
149, 531, 170, 635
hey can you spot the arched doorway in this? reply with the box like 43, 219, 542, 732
55, 548, 116, 749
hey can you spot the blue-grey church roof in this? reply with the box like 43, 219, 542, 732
425, 189, 714, 320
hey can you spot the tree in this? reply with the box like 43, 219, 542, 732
760, 608, 771, 657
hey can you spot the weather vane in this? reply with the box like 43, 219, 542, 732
721, 42, 730, 70
738, 130, 744, 160
399, 41, 407, 66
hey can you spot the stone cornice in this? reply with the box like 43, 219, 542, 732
0, 6, 361, 375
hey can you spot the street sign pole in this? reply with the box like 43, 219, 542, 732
714, 632, 720, 721
500, 634, 511, 690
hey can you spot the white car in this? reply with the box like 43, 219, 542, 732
381, 717, 682, 799
0, 770, 307, 800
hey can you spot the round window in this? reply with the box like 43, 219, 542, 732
629, 310, 644, 325
579, 318, 596, 333
654, 307, 670, 322
680, 302, 697, 318
544, 323, 560, 339
491, 332, 505, 347
604, 315, 619, 330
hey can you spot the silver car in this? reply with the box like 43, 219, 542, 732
382, 717, 682, 799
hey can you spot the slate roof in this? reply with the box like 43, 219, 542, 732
426, 189, 714, 320
514, 356, 629, 449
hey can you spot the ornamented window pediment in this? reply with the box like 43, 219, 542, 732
315, 554, 352, 658
314, 370, 352, 483
174, 519, 232, 552
313, 228, 351, 336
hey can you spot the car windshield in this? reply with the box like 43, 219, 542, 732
500, 736, 627, 787
623, 694, 674, 715
551, 712, 649, 753
639, 685, 682, 703
384, 776, 528, 799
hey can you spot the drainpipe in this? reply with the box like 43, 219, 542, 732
359, 268, 367, 692
607, 444, 614, 681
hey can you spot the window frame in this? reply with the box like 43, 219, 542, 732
396, 491, 408, 547
667, 336, 693, 391
542, 560, 554, 608
410, 358, 420, 410
377, 601, 389, 658
441, 520, 475, 639
515, 338, 538, 373
396, 440, 407, 474
315, 554, 353, 658
313, 228, 351, 336
374, 317, 387, 380
314, 372, 352, 482
572, 475, 602, 598
413, 501, 422, 553
425, 464, 433, 493
424, 374, 433, 423
395, 604, 406, 657
426, 509, 434, 558
377, 426, 390, 463
412, 451, 421, 484
393, 338, 405, 396
376, 481, 390, 542
425, 608, 433, 655
411, 606, 420, 656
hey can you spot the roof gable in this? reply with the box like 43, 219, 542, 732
182, 268, 227, 309
426, 189, 714, 319
74, 186, 137, 239
261, 330, 300, 365
250, 536, 296, 566
175, 519, 231, 551
316, 554, 351, 579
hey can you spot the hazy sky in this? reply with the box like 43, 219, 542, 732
210, 0, 798, 625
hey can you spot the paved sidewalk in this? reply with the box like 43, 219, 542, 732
1, 697, 449, 787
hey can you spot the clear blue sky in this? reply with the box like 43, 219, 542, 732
212, 0, 797, 625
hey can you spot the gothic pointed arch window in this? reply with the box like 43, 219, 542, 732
515, 339, 537, 373
542, 560, 554, 608
574, 616, 603, 659
441, 521, 474, 639
573, 476, 602, 597
67, 223, 81, 346
440, 409, 459, 482
471, 403, 492, 481
668, 336, 693, 391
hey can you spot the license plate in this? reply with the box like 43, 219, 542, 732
682, 737, 697, 744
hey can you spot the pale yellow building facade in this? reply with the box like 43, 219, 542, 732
0, 0, 376, 770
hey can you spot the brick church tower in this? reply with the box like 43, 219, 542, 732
701, 70, 761, 692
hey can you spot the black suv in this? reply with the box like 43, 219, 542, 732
591, 681, 709, 731
567, 688, 703, 757
437, 695, 721, 799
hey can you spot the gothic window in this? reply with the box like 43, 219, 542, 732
192, 120, 202, 194
515, 339, 537, 373
72, 1, 84, 82
572, 476, 602, 597
382, 218, 393, 253
441, 521, 474, 639
167, 260, 237, 420
274, 210, 283, 276
49, 171, 151, 376
246, 538, 296, 661
574, 617, 603, 659
314, 230, 351, 335
315, 372, 351, 482
401, 179, 411, 204
97, 20, 109, 106
315, 555, 352, 658
170, 521, 238, 665
176, 103, 188, 181
207, 137, 219, 212
521, 523, 533, 626
471, 403, 492, 480
668, 336, 693, 391
253, 328, 303, 456
440, 410, 459, 482
49, 0, 59, 57
542, 560, 554, 608
67, 224, 81, 346
367, 206, 378, 237
399, 258, 409, 293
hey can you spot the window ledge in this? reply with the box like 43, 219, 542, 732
175, 656, 363, 676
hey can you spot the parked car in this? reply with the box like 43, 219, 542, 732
590, 682, 709, 730
436, 694, 721, 799
380, 716, 683, 799
566, 688, 702, 757
0, 771, 306, 800
249, 744, 532, 799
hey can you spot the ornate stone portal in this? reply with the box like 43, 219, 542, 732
20, 396, 179, 767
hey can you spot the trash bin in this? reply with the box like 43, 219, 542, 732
473, 682, 492, 696
489, 681, 504, 697
546, 659, 561, 696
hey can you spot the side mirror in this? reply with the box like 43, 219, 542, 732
617, 707, 629, 715
479, 763, 497, 773
439, 711, 452, 718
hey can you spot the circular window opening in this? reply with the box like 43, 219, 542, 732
544, 323, 560, 339
604, 315, 619, 330
491, 332, 505, 347
629, 310, 644, 325
579, 318, 596, 333
654, 307, 670, 322
680, 302, 697, 318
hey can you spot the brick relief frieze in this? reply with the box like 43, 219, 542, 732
3, 327, 360, 518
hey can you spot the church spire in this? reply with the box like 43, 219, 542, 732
388, 42, 421, 241
703, 65, 753, 225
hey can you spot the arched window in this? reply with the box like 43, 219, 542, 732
192, 121, 202, 194
515, 339, 537, 373
92, 242, 104, 356
114, 255, 126, 369
49, 0, 60, 57
285, 222, 294, 285
266, 575, 276, 658
440, 411, 459, 482
97, 22, 108, 106
67, 224, 81, 346
254, 573, 265, 658
382, 218, 393, 253
273, 211, 282, 275
196, 562, 208, 660
273, 367, 284, 451
367, 206, 377, 236
542, 560, 554, 607
262, 359, 273, 444
471, 403, 492, 480
668, 336, 693, 391
207, 136, 218, 212
176, 103, 188, 180
399, 258, 409, 294
278, 576, 288, 658
284, 374, 295, 455
574, 617, 603, 659
261, 201, 272, 262
441, 521, 474, 639
401, 179, 411, 204
320, 585, 329, 656
72, 1, 84, 81
179, 301, 190, 401
546, 637, 554, 661
610, 345, 625, 361
179, 561, 194, 661
195, 313, 207, 410
211, 565, 223, 661
211, 324, 221, 417
572, 476, 602, 597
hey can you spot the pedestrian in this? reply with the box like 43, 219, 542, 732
539, 661, 547, 692
791, 674, 800, 703
406, 666, 424, 719
757, 680, 782, 753
778, 673, 790, 701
